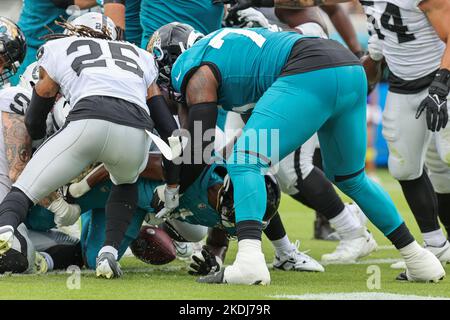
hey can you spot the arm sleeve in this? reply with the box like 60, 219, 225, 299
24, 89, 56, 140
179, 102, 218, 192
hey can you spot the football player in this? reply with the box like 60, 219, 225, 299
224, 0, 450, 268
0, 18, 83, 275
218, 5, 379, 262
0, 12, 180, 279
153, 22, 445, 284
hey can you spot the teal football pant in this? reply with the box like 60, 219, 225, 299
227, 65, 404, 236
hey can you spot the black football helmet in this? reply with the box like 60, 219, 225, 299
147, 22, 203, 97
0, 17, 26, 87
216, 171, 281, 231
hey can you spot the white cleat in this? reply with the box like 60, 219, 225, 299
0, 225, 14, 255
397, 242, 445, 282
96, 252, 122, 279
173, 241, 193, 260
321, 228, 377, 265
425, 241, 450, 265
34, 252, 49, 274
199, 239, 270, 285
391, 240, 450, 270
273, 241, 324, 272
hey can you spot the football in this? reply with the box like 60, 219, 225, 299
130, 225, 177, 265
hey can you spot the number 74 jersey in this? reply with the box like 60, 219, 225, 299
37, 36, 158, 113
361, 0, 444, 81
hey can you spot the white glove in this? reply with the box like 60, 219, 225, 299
68, 179, 91, 198
368, 34, 384, 62
155, 185, 180, 219
48, 197, 81, 227
237, 8, 270, 28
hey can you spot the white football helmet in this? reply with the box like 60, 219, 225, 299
18, 62, 39, 92
69, 12, 117, 40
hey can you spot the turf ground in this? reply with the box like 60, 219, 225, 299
0, 169, 449, 300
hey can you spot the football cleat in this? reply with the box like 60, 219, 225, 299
273, 241, 324, 272
425, 241, 450, 265
391, 240, 450, 270
34, 252, 49, 274
96, 252, 123, 279
397, 242, 445, 282
321, 228, 377, 264
0, 225, 14, 255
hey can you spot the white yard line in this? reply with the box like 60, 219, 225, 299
270, 292, 450, 300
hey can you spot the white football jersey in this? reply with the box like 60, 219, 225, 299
361, 0, 444, 80
0, 86, 31, 191
37, 36, 158, 113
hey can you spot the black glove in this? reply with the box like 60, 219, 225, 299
188, 247, 221, 276
416, 69, 450, 132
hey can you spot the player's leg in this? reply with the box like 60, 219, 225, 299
81, 208, 147, 269
425, 134, 450, 262
263, 212, 324, 272
382, 90, 445, 248
318, 66, 444, 281
220, 69, 335, 285
95, 123, 150, 278
0, 119, 105, 254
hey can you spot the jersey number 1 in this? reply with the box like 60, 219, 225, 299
67, 39, 144, 78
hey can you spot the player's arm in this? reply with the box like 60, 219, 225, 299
103, 0, 126, 33
2, 113, 32, 183
419, 0, 450, 71
50, 0, 97, 9
321, 4, 363, 57
180, 65, 219, 190
415, 0, 450, 132
24, 67, 59, 140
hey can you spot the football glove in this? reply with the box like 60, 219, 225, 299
154, 185, 180, 219
416, 69, 450, 132
189, 247, 223, 276
226, 8, 270, 28
213, 0, 275, 15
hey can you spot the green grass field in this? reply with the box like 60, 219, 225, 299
0, 169, 449, 300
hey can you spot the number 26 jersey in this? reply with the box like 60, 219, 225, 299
37, 36, 158, 114
361, 0, 445, 81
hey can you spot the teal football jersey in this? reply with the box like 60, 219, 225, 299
18, 0, 69, 49
177, 164, 236, 235
124, 0, 143, 46
171, 28, 308, 114
140, 0, 224, 48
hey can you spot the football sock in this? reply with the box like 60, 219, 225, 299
437, 193, 450, 237
271, 235, 293, 257
399, 172, 440, 233
329, 206, 362, 239
236, 220, 263, 241
386, 223, 415, 249
103, 183, 137, 250
422, 229, 447, 248
98, 245, 118, 260
0, 187, 33, 230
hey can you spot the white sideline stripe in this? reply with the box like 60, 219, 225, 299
270, 292, 450, 300
377, 245, 395, 250
321, 258, 401, 265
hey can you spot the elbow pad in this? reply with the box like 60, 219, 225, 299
25, 89, 56, 140
50, 0, 74, 9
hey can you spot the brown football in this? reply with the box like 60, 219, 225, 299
130, 225, 176, 265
